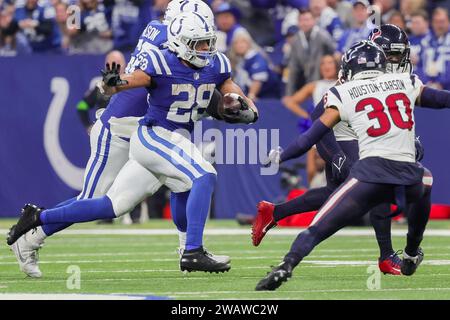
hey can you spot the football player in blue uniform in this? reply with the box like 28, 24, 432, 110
7, 0, 230, 278
7, 11, 259, 274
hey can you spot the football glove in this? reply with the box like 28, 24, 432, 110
261, 146, 282, 167
331, 151, 351, 182
222, 96, 258, 124
101, 62, 128, 87
415, 136, 424, 162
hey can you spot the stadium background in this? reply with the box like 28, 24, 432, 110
1, 0, 450, 219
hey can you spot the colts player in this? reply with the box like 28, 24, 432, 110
7, 11, 258, 273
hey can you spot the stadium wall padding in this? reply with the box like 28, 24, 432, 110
0, 55, 449, 218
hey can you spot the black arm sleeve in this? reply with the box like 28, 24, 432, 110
311, 99, 344, 163
76, 88, 98, 129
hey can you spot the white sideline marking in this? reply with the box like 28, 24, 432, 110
1, 228, 450, 236
0, 293, 153, 300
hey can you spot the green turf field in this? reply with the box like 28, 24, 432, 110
1, 219, 450, 300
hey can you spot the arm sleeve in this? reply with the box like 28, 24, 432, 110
311, 99, 343, 163
76, 88, 98, 129
280, 119, 331, 163
418, 86, 450, 109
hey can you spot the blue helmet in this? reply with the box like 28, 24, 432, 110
368, 24, 411, 73
341, 40, 387, 82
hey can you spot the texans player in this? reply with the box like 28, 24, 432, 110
252, 25, 433, 276
7, 11, 258, 273
255, 40, 450, 291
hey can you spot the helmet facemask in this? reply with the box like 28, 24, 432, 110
385, 43, 411, 74
181, 35, 217, 68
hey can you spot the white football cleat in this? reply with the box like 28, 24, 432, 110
177, 247, 231, 265
10, 229, 44, 278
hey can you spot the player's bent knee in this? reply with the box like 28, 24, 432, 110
109, 194, 135, 217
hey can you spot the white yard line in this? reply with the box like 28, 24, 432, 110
0, 228, 450, 236
0, 293, 164, 300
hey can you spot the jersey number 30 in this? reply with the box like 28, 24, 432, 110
355, 93, 414, 137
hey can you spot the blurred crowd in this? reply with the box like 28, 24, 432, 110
1, 0, 450, 98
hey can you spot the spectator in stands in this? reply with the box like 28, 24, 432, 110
310, 0, 344, 42
337, 0, 373, 55
416, 7, 450, 90
282, 54, 338, 131
214, 2, 247, 52
229, 31, 280, 99
54, 1, 71, 51
399, 0, 426, 30
68, 0, 113, 54
0, 4, 32, 56
388, 10, 407, 30
249, 0, 309, 45
111, 0, 152, 51
285, 9, 336, 96
152, 0, 170, 20
373, 0, 398, 24
14, 0, 61, 52
409, 10, 430, 65
327, 0, 353, 29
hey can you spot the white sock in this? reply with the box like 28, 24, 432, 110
178, 231, 186, 251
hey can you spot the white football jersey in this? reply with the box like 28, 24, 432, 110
324, 72, 423, 163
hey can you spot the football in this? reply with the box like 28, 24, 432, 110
222, 93, 243, 115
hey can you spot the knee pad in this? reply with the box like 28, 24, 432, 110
422, 168, 433, 188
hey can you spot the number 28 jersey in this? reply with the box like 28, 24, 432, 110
324, 73, 423, 163
136, 48, 232, 132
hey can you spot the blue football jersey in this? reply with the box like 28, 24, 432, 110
137, 49, 232, 132
100, 20, 168, 128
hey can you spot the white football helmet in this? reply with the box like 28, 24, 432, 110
167, 11, 217, 68
164, 0, 214, 26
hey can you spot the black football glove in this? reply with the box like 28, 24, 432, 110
101, 62, 128, 87
222, 96, 258, 124
331, 151, 351, 183
415, 136, 424, 162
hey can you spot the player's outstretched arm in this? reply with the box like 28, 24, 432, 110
266, 108, 341, 166
416, 86, 450, 109
219, 78, 259, 123
99, 62, 152, 96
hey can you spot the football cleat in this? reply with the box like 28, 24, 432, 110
401, 248, 424, 276
178, 247, 231, 265
379, 251, 402, 275
180, 247, 231, 273
255, 261, 293, 291
10, 230, 43, 278
7, 204, 43, 246
252, 201, 277, 246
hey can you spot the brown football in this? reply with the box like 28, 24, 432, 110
222, 93, 242, 114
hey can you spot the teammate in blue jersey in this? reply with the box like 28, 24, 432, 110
7, 11, 259, 274
6, 0, 224, 279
